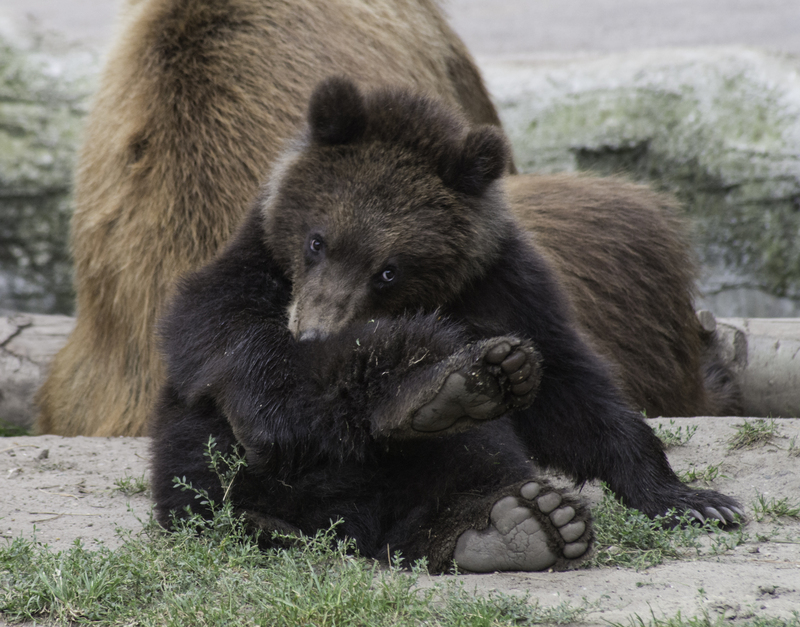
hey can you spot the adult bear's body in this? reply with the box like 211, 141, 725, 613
508, 174, 740, 418
36, 0, 505, 437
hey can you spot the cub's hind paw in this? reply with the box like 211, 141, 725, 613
453, 481, 592, 573
411, 337, 541, 433
483, 340, 541, 407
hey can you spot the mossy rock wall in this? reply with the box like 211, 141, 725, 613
484, 48, 800, 316
3, 41, 800, 317
0, 36, 95, 315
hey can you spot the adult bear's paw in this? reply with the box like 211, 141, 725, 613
453, 481, 592, 572
410, 337, 541, 433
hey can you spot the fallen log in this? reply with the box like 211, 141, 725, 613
1, 313, 798, 431
1, 314, 74, 430
712, 316, 800, 418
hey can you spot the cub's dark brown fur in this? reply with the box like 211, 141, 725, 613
150, 80, 741, 572
510, 174, 740, 417
36, 0, 507, 436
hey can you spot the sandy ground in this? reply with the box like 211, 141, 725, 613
2, 417, 800, 624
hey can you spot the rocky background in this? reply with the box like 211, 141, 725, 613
1, 0, 800, 318
1, 1, 800, 432
485, 50, 800, 317
0, 25, 95, 315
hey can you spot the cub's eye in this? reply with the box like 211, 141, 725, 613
373, 262, 399, 291
309, 237, 323, 253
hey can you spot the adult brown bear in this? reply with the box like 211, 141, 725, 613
149, 78, 741, 573
36, 0, 507, 436
510, 176, 740, 418
38, 0, 738, 437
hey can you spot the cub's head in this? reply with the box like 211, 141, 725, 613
261, 77, 514, 340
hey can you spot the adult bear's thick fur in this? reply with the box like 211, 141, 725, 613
509, 175, 740, 418
150, 78, 741, 572
36, 0, 505, 436
37, 0, 738, 437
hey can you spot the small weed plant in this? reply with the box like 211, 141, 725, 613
0, 419, 29, 437
677, 464, 724, 485
113, 473, 150, 496
613, 608, 800, 627
752, 493, 800, 522
651, 420, 698, 449
588, 485, 741, 570
728, 419, 779, 450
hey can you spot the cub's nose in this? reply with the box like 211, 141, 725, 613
298, 328, 326, 342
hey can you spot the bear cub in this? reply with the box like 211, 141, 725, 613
150, 77, 741, 573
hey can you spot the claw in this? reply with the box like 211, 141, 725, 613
718, 506, 736, 522
704, 506, 725, 522
689, 508, 705, 523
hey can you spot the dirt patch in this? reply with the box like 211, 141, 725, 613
0, 435, 151, 550
2, 417, 799, 625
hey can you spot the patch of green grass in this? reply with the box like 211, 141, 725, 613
0, 512, 590, 626
752, 493, 800, 522
588, 486, 716, 570
1, 438, 591, 626
113, 474, 149, 496
0, 419, 29, 437
728, 419, 779, 450
677, 464, 724, 484
588, 485, 746, 569
651, 420, 698, 449
704, 524, 749, 555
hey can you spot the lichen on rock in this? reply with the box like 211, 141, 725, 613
0, 33, 97, 314
485, 48, 800, 316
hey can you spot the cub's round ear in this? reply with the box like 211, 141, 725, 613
308, 77, 367, 146
441, 126, 510, 196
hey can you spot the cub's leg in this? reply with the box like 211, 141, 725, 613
453, 480, 592, 573
374, 337, 541, 439
376, 426, 592, 573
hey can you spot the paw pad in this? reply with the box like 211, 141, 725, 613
411, 337, 540, 433
484, 340, 541, 401
453, 481, 591, 573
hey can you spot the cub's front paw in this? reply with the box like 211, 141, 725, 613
628, 484, 745, 529
675, 489, 744, 528
411, 337, 541, 433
